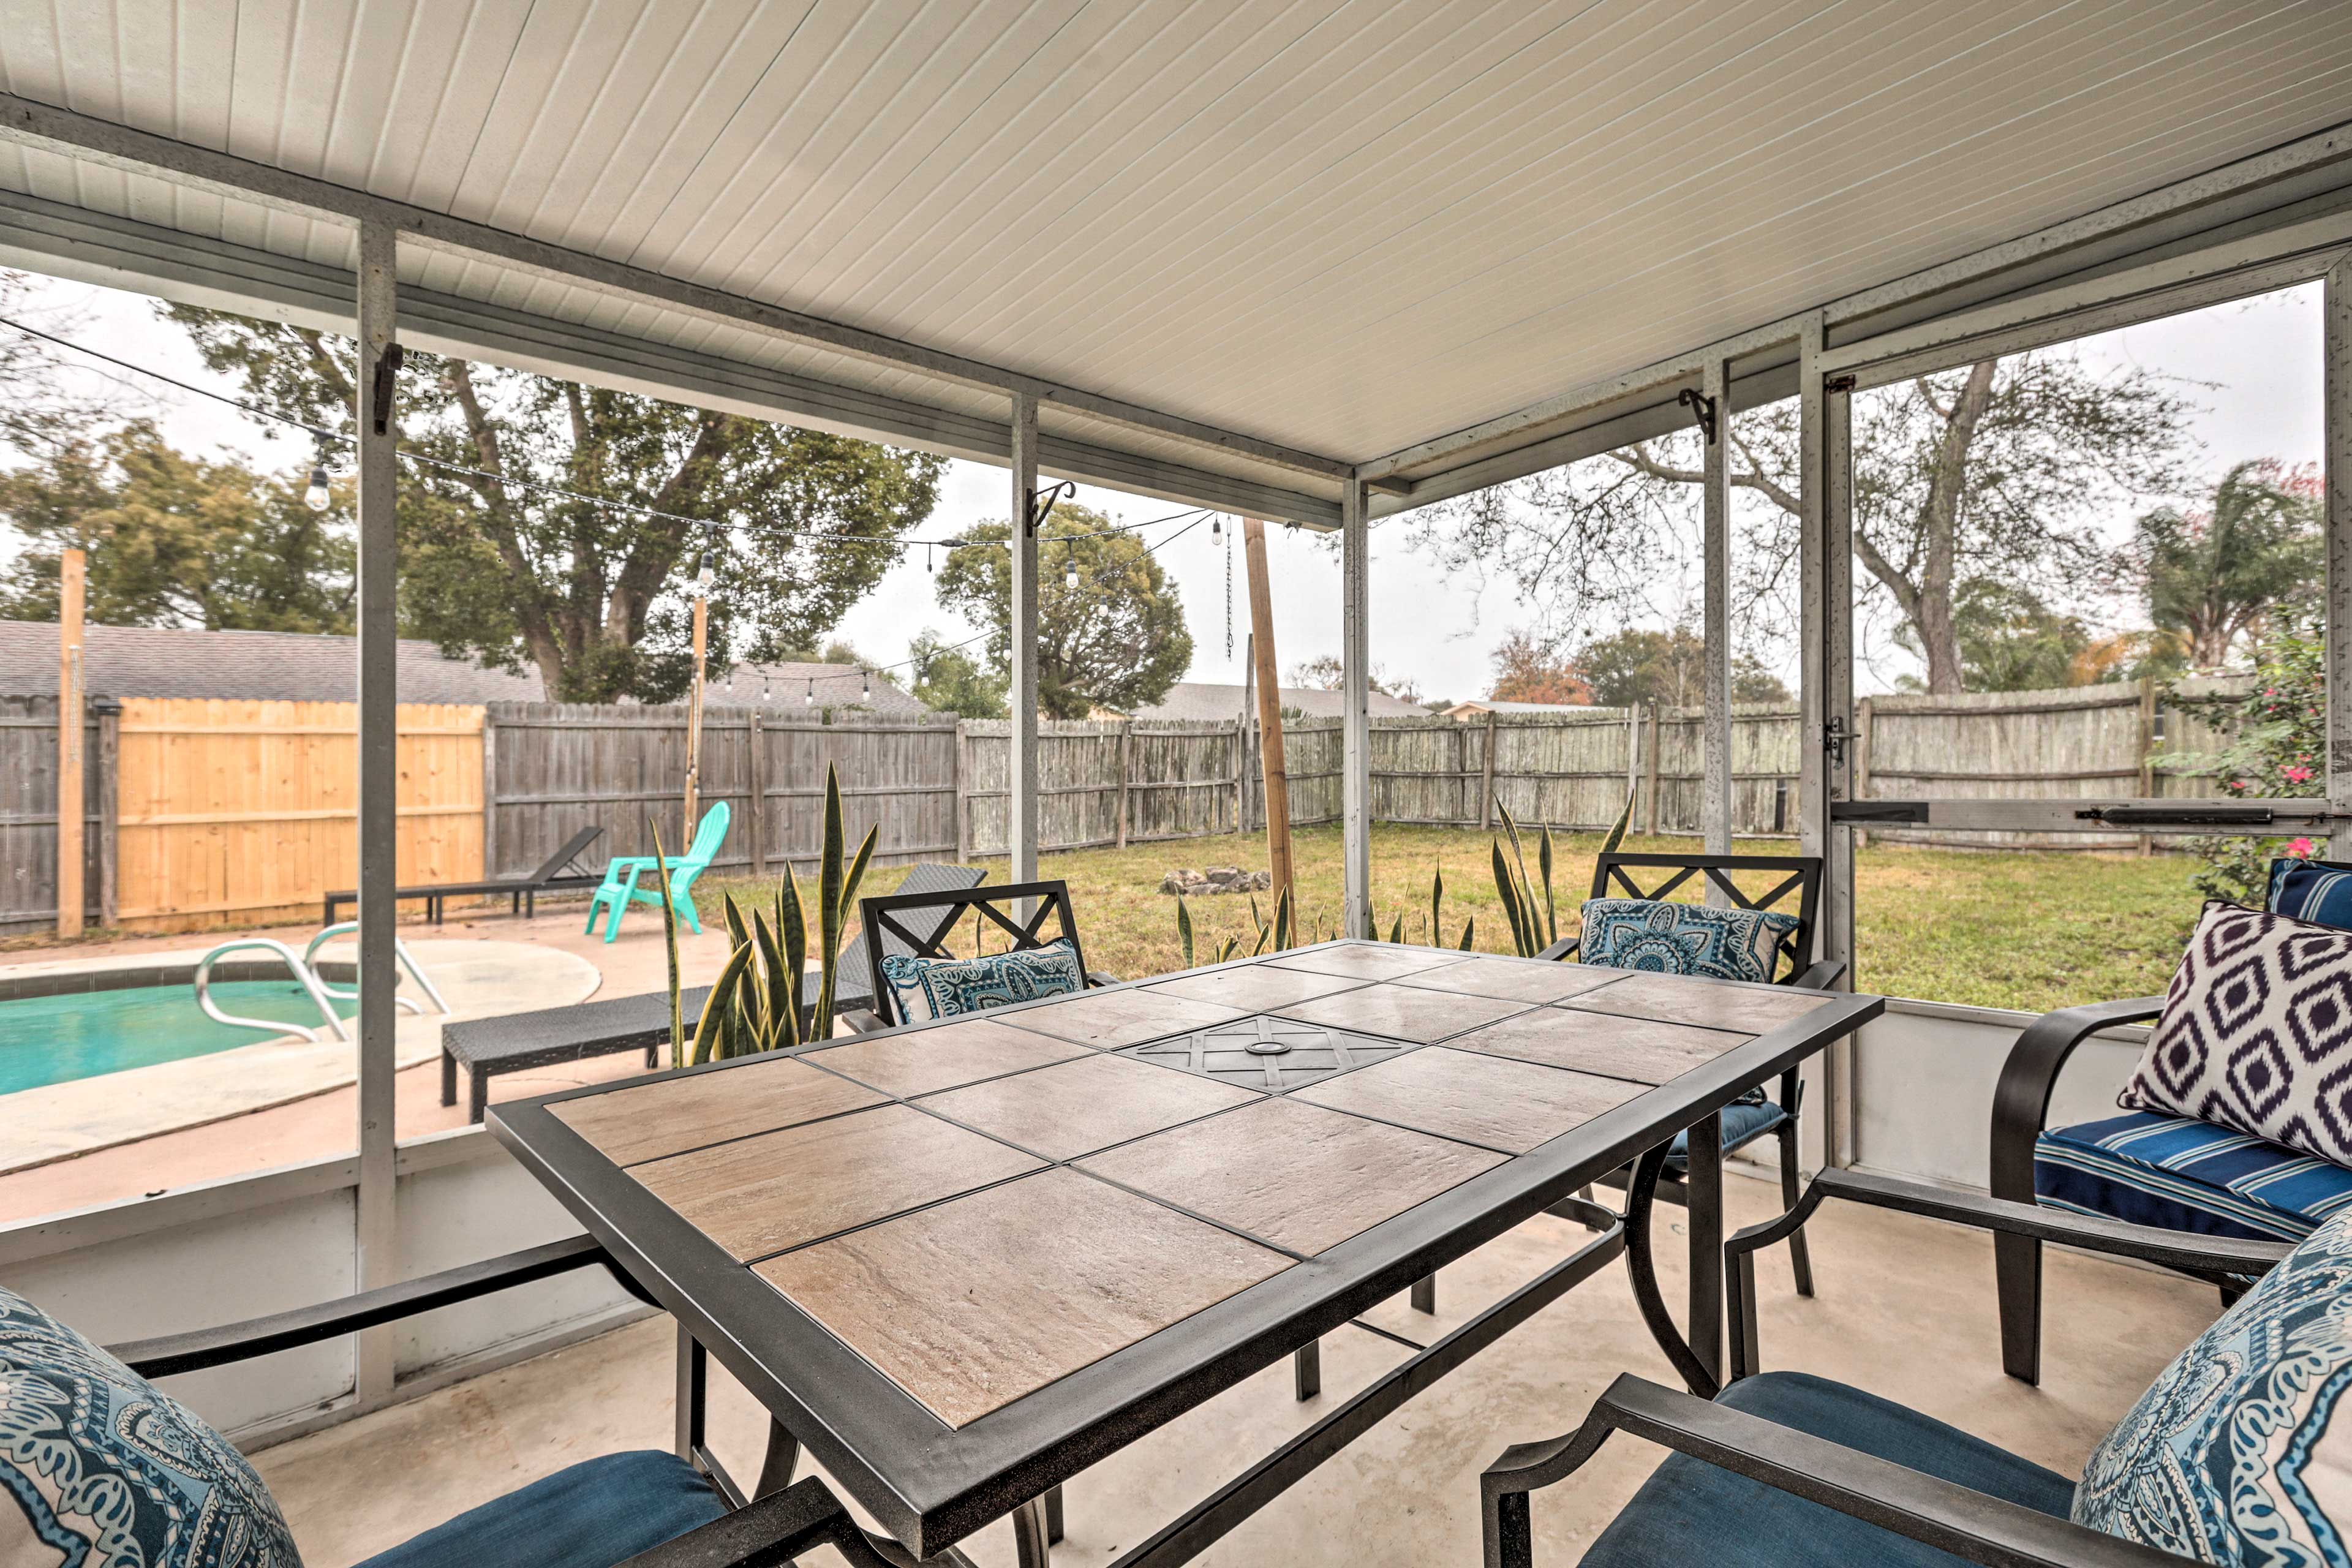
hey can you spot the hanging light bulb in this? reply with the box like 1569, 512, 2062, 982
304, 464, 332, 511
1210, 515, 1221, 542
804, 678, 815, 707
1064, 548, 1080, 591
926, 542, 933, 573
861, 669, 872, 702
695, 559, 713, 592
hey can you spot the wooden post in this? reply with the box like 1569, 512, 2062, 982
1480, 709, 1498, 830
93, 695, 118, 927
747, 710, 766, 878
954, 720, 972, 864
2136, 676, 2157, 857
1626, 705, 1642, 831
1643, 701, 1663, 835
1242, 518, 1294, 900
56, 546, 85, 938
479, 709, 499, 884
683, 568, 709, 840
1115, 722, 1131, 850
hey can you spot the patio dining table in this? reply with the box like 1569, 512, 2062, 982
491, 939, 1880, 1565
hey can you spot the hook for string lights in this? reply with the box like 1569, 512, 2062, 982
1676, 386, 1717, 445
1024, 480, 1075, 537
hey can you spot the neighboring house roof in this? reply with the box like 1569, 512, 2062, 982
1446, 699, 1601, 717
1131, 681, 1428, 722
0, 619, 546, 703
701, 661, 932, 717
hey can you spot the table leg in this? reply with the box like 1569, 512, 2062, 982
755, 1419, 800, 1498
1013, 1496, 1052, 1568
1293, 1340, 1321, 1400
1686, 1112, 1725, 1390
1622, 1145, 1719, 1399
439, 1049, 457, 1107
676, 1325, 706, 1461
1045, 1485, 1065, 1544
470, 1069, 490, 1125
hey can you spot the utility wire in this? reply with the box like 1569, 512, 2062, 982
0, 314, 1221, 551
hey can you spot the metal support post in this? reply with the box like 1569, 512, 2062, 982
1341, 473, 1371, 937
1798, 315, 1856, 1170
1700, 359, 1733, 895
1011, 393, 1041, 903
354, 217, 401, 1401
2328, 257, 2352, 851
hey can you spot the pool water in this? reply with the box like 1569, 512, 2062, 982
0, 981, 360, 1096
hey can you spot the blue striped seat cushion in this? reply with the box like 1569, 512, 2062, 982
2267, 856, 2352, 931
2035, 1110, 2352, 1242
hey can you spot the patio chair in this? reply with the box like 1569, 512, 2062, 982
584, 803, 729, 943
1482, 1166, 2301, 1568
325, 825, 605, 925
851, 878, 1120, 1028
1433, 854, 1840, 1318
9, 1235, 930, 1568
1988, 856, 2352, 1384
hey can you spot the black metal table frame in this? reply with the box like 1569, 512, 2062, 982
492, 942, 1879, 1562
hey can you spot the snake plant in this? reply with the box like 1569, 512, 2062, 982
659, 763, 878, 1065
1491, 787, 1634, 959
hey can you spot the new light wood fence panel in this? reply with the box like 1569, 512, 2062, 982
114, 699, 482, 930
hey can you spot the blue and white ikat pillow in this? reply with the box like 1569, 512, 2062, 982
878, 937, 1086, 1023
1577, 898, 1801, 986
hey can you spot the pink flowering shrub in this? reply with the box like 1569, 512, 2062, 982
2162, 605, 2326, 905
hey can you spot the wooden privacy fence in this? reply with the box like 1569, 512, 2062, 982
2, 678, 2256, 932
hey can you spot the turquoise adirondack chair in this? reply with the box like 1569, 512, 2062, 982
584, 803, 730, 943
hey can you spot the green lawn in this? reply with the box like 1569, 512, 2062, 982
701, 823, 2201, 1016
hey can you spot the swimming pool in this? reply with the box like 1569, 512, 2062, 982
0, 981, 358, 1096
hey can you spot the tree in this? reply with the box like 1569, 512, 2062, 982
1893, 580, 2090, 693
162, 305, 946, 703
2128, 459, 2321, 674
907, 629, 1007, 718
0, 421, 354, 631
2160, 603, 2323, 905
1286, 654, 1422, 703
1487, 630, 1592, 705
1411, 352, 2193, 695
0, 271, 115, 461
1574, 625, 1790, 708
933, 503, 1192, 718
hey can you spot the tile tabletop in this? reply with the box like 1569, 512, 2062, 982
802, 1016, 1087, 1098
1125, 1016, 1416, 1091
1291, 1046, 1644, 1154
1078, 1096, 1506, 1256
630, 1104, 1046, 1260
1559, 970, 1834, 1033
551, 1054, 889, 1167
1449, 1006, 1752, 1085
1398, 954, 1630, 1005
755, 1169, 1287, 1429
916, 1050, 1261, 1161
1005, 986, 1250, 1049
495, 941, 1883, 1555
1270, 981, 1532, 1044
1143, 963, 1368, 1012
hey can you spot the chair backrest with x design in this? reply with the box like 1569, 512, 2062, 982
1587, 853, 1823, 984
858, 879, 1091, 1025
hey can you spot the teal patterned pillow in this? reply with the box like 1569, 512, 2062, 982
879, 938, 1085, 1023
0, 1284, 302, 1567
2072, 1207, 2352, 1564
1578, 898, 1802, 984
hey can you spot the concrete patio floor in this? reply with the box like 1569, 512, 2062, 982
254, 1169, 2218, 1568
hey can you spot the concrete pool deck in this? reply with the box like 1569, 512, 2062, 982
0, 902, 737, 1222
0, 938, 603, 1176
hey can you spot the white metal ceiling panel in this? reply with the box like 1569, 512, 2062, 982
0, 0, 2347, 478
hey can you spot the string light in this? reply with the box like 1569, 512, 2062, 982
1063, 546, 1080, 591
804, 678, 815, 707
1211, 516, 1221, 542
304, 463, 331, 511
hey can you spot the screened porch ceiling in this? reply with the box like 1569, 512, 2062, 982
1, 0, 2350, 525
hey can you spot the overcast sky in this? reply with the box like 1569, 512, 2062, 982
4, 274, 2324, 703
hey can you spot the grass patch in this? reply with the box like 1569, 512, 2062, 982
699, 823, 2201, 1016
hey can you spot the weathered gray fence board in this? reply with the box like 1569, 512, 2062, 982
1, 696, 108, 932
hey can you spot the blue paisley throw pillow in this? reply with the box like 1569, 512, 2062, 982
0, 1284, 302, 1568
879, 938, 1085, 1023
1577, 898, 1801, 985
2073, 1206, 2352, 1564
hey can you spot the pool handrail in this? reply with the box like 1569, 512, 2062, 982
303, 922, 452, 1017
192, 938, 350, 1044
